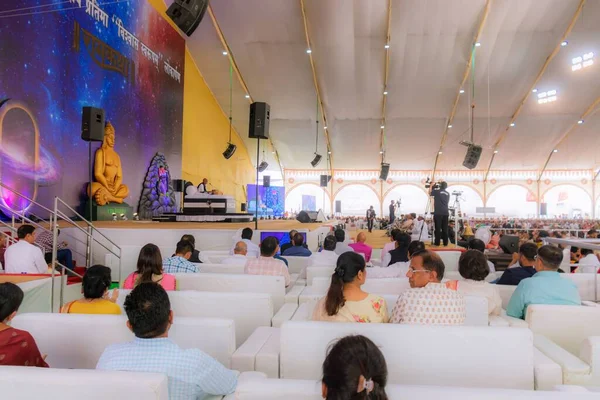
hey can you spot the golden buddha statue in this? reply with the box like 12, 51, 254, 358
88, 122, 129, 206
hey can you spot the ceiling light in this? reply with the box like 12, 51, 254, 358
272, 151, 276, 154
494, 150, 499, 154
447, 124, 453, 128
323, 126, 327, 129
383, 91, 388, 95
475, 42, 481, 47
459, 89, 465, 94
384, 44, 390, 49
537, 90, 558, 104
245, 94, 250, 99
578, 120, 584, 124
380, 125, 385, 129
583, 52, 594, 61
438, 151, 443, 155
583, 59, 594, 68
310, 154, 322, 167
573, 56, 583, 65
561, 41, 568, 47
553, 149, 559, 153
306, 49, 312, 54
379, 151, 384, 154
572, 52, 595, 71
222, 51, 228, 56
328, 151, 331, 154
510, 123, 515, 127
532, 88, 538, 93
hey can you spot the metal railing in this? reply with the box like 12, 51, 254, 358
0, 181, 122, 310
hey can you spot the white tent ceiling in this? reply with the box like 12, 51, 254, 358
173, 0, 600, 174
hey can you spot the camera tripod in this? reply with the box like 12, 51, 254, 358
416, 195, 434, 242
449, 193, 465, 245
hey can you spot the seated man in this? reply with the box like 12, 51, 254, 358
506, 245, 581, 320
390, 250, 466, 325
97, 283, 237, 398
163, 240, 199, 273
220, 241, 248, 265
4, 225, 48, 274
577, 248, 600, 273
333, 229, 354, 256
35, 228, 74, 272
496, 242, 537, 285
310, 236, 339, 266
348, 232, 372, 262
244, 236, 290, 287
466, 238, 496, 278
282, 233, 312, 257
180, 234, 202, 263
232, 228, 259, 258
279, 230, 298, 255
411, 216, 429, 242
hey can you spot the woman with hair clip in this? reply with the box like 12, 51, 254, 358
322, 335, 388, 399
61, 265, 121, 314
123, 244, 175, 291
0, 283, 48, 367
312, 252, 389, 323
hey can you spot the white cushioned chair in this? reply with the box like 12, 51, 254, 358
305, 266, 334, 285
0, 366, 169, 400
117, 290, 273, 346
435, 250, 462, 272
174, 273, 287, 311
284, 256, 313, 275
11, 313, 236, 369
230, 375, 599, 400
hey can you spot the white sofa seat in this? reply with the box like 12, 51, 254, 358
231, 376, 599, 400
284, 256, 313, 275
0, 366, 169, 400
117, 290, 273, 346
305, 266, 334, 285
279, 321, 536, 389
436, 250, 462, 272
199, 264, 299, 286
11, 313, 236, 369
174, 273, 286, 311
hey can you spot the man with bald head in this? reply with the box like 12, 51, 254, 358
220, 241, 248, 265
349, 232, 373, 262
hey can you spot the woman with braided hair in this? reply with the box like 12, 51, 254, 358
312, 252, 389, 323
322, 335, 388, 399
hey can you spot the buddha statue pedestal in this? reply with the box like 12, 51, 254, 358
84, 200, 134, 221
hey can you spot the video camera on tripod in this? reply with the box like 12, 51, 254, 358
424, 177, 439, 190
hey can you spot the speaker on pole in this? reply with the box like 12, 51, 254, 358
81, 107, 105, 142
540, 202, 548, 216
335, 200, 341, 213
320, 175, 328, 187
249, 102, 270, 139
462, 144, 483, 170
379, 163, 390, 181
263, 175, 270, 187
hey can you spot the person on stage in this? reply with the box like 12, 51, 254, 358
429, 180, 450, 247
389, 200, 396, 225
197, 178, 209, 193
366, 206, 376, 233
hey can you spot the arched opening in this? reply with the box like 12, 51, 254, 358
285, 183, 331, 214
382, 185, 429, 216
445, 185, 484, 217
334, 184, 380, 216
486, 185, 537, 217
542, 185, 592, 218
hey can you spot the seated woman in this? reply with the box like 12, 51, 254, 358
322, 335, 388, 399
0, 283, 48, 367
446, 250, 502, 316
61, 265, 121, 314
123, 244, 175, 291
312, 252, 389, 323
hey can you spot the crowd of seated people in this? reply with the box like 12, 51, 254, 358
123, 244, 176, 291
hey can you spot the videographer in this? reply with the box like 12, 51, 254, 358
429, 180, 450, 247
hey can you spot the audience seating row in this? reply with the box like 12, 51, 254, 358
198, 264, 301, 286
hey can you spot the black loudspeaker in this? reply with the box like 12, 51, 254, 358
249, 102, 270, 139
379, 163, 390, 180
241, 203, 247, 212
258, 161, 268, 172
296, 210, 311, 223
500, 235, 520, 254
320, 175, 328, 187
81, 107, 105, 142
462, 144, 483, 170
540, 202, 548, 216
172, 179, 185, 192
166, 0, 209, 37
335, 200, 341, 213
263, 175, 270, 187
223, 143, 237, 159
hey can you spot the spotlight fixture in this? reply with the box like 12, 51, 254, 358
494, 150, 499, 154
311, 154, 322, 167
532, 88, 538, 93
324, 126, 327, 129
133, 213, 139, 221
438, 151, 443, 155
258, 161, 269, 172
475, 42, 481, 47
379, 151, 384, 154
384, 44, 390, 49
459, 89, 465, 94
306, 49, 312, 54
222, 142, 237, 159
578, 120, 584, 124
112, 213, 117, 221
553, 149, 559, 153
510, 123, 515, 127
327, 151, 332, 154
561, 41, 568, 47
245, 94, 250, 99
380, 125, 385, 129
448, 124, 453, 128
120, 213, 128, 221
222, 51, 228, 56
383, 91, 388, 95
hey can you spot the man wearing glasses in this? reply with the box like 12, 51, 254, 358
389, 250, 466, 325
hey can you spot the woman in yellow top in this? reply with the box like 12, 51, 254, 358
61, 265, 121, 314
312, 252, 389, 323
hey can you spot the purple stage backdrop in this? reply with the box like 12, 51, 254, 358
0, 0, 184, 215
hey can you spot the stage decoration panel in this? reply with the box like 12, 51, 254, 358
0, 0, 184, 216
138, 152, 177, 219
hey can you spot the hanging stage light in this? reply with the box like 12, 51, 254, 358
222, 142, 237, 159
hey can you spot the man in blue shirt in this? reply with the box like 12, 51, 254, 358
507, 245, 581, 319
97, 283, 238, 399
496, 242, 537, 285
282, 233, 312, 257
163, 240, 200, 273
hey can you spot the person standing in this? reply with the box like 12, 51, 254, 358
429, 180, 450, 247
366, 206, 376, 233
389, 200, 396, 225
